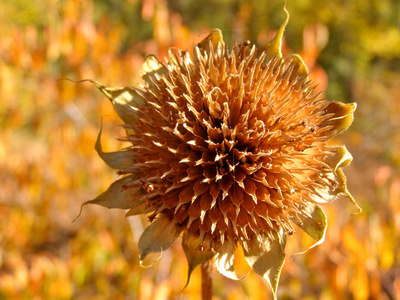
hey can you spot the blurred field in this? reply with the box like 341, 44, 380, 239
1, 0, 400, 299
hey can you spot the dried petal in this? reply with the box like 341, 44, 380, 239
182, 232, 215, 289
95, 122, 132, 170
285, 54, 309, 76
328, 146, 361, 211
197, 29, 225, 54
138, 215, 180, 266
91, 80, 145, 124
262, 6, 289, 60
293, 204, 327, 253
141, 55, 168, 86
74, 176, 141, 221
215, 243, 241, 280
243, 231, 286, 300
322, 102, 357, 136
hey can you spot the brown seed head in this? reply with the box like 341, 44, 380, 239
80, 8, 359, 298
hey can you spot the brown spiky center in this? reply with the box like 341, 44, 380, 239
122, 42, 335, 251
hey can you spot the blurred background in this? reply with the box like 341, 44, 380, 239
1, 0, 400, 299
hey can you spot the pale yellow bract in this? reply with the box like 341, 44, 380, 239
79, 8, 360, 299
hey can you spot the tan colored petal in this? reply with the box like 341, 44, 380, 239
138, 215, 180, 266
91, 80, 145, 124
326, 145, 353, 172
182, 233, 215, 289
285, 54, 309, 76
141, 55, 168, 86
322, 102, 356, 136
335, 168, 360, 209
215, 243, 247, 280
242, 231, 286, 300
197, 29, 225, 53
74, 176, 140, 221
95, 121, 133, 170
327, 146, 361, 211
125, 203, 152, 217
293, 204, 327, 254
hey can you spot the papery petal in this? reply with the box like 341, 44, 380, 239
141, 55, 168, 86
327, 146, 361, 211
182, 233, 215, 289
285, 54, 309, 76
215, 243, 243, 280
138, 215, 180, 266
95, 121, 133, 170
215, 252, 237, 280
242, 231, 286, 300
293, 204, 327, 253
327, 145, 353, 171
322, 102, 356, 136
125, 203, 152, 217
74, 176, 140, 221
197, 29, 225, 53
91, 80, 145, 124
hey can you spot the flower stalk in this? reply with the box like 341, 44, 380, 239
201, 261, 213, 300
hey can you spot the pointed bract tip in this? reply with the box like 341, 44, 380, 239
264, 5, 290, 60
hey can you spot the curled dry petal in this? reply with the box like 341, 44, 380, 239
95, 121, 133, 170
262, 6, 289, 60
327, 146, 361, 211
91, 80, 145, 124
321, 102, 357, 137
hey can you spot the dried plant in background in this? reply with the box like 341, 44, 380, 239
78, 8, 360, 299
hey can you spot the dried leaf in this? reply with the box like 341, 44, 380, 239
285, 54, 309, 76
215, 243, 244, 280
125, 202, 152, 216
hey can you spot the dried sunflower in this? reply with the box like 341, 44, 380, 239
79, 8, 360, 299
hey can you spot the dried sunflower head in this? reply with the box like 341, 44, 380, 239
80, 8, 360, 298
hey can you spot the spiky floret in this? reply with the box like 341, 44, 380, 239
79, 8, 359, 299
